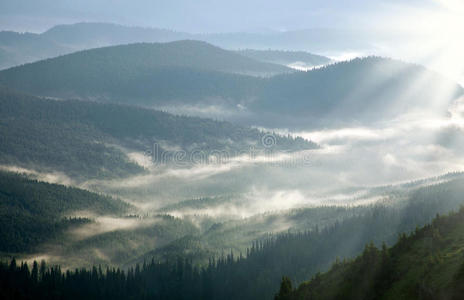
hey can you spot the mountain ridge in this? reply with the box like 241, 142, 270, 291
1, 50, 461, 129
0, 22, 333, 70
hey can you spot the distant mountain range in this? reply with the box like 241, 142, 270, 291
1, 41, 461, 129
0, 22, 334, 70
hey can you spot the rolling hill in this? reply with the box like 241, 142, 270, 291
3, 175, 464, 299
0, 87, 314, 180
251, 57, 464, 127
0, 40, 290, 78
281, 207, 464, 300
0, 171, 131, 253
0, 23, 191, 70
0, 22, 356, 70
1, 48, 462, 128
0, 41, 291, 106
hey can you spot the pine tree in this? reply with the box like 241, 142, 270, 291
275, 276, 293, 300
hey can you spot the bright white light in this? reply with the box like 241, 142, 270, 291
376, 0, 464, 86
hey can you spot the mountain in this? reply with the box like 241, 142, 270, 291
0, 87, 314, 180
0, 170, 201, 269
0, 41, 271, 107
0, 36, 290, 76
1, 51, 462, 128
236, 49, 332, 69
0, 41, 291, 103
250, 57, 464, 127
2, 175, 464, 299
0, 23, 191, 70
41, 22, 191, 49
281, 208, 464, 300
0, 23, 367, 70
0, 31, 73, 69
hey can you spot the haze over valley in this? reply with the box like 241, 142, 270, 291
1, 1, 464, 299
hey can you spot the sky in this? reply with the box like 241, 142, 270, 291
0, 0, 437, 33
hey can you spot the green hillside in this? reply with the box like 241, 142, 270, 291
281, 206, 464, 300
0, 87, 314, 179
0, 171, 130, 253
2, 176, 464, 299
0, 40, 289, 85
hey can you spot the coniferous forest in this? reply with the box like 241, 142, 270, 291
1, 2, 464, 299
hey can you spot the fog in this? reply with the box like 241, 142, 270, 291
3, 0, 464, 272
66, 94, 464, 224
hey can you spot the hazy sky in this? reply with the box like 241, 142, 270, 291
0, 0, 437, 33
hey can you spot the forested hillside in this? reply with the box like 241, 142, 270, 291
0, 23, 193, 69
0, 171, 130, 253
0, 22, 338, 69
2, 176, 464, 299
253, 57, 464, 126
2, 2, 463, 300
1, 51, 461, 128
0, 40, 290, 84
280, 208, 464, 300
0, 87, 313, 179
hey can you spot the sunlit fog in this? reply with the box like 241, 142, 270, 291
1, 1, 464, 299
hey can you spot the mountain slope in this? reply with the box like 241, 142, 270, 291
253, 57, 464, 127
0, 23, 353, 69
0, 40, 290, 81
0, 87, 314, 180
2, 176, 464, 299
0, 23, 191, 70
283, 207, 464, 300
1, 53, 461, 128
0, 41, 289, 105
0, 171, 130, 253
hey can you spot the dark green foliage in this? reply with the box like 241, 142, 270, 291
275, 276, 293, 300
3, 177, 464, 299
0, 87, 315, 179
0, 41, 286, 102
0, 88, 143, 179
285, 207, 464, 300
0, 171, 130, 253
